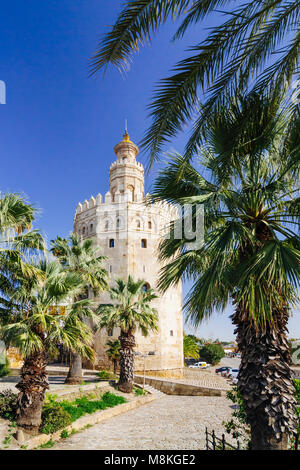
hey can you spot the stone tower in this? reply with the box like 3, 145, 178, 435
74, 131, 183, 374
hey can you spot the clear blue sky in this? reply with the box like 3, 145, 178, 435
0, 1, 298, 340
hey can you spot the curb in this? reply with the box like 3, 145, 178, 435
18, 393, 156, 450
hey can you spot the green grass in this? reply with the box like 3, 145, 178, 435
59, 392, 126, 423
38, 439, 55, 449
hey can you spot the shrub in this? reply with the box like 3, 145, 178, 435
0, 357, 11, 378
293, 379, 300, 403
0, 390, 17, 420
41, 405, 71, 434
199, 343, 225, 365
60, 429, 69, 439
96, 370, 115, 380
134, 387, 146, 396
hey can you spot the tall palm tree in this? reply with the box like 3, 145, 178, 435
106, 339, 121, 374
51, 234, 108, 384
183, 334, 199, 362
0, 259, 95, 434
92, 0, 300, 164
97, 276, 158, 393
151, 94, 300, 450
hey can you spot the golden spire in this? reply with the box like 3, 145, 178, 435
122, 130, 131, 143
122, 118, 132, 143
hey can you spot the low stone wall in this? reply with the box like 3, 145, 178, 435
134, 375, 226, 396
292, 368, 300, 379
135, 368, 183, 379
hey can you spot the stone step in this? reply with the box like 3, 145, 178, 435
142, 384, 165, 398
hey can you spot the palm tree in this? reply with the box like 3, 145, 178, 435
106, 339, 121, 374
92, 0, 300, 164
0, 193, 45, 293
51, 233, 108, 384
0, 259, 95, 434
97, 276, 158, 393
183, 334, 199, 362
151, 94, 300, 450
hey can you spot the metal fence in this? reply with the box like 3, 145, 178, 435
205, 428, 241, 450
205, 428, 299, 451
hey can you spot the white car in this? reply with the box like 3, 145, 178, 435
188, 362, 210, 369
228, 368, 239, 379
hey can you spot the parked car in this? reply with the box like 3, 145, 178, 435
189, 362, 210, 369
228, 368, 239, 379
215, 366, 231, 374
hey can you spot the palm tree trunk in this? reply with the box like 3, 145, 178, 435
118, 330, 135, 393
232, 304, 298, 450
65, 352, 83, 385
16, 350, 49, 434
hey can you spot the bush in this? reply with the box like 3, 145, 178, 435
0, 357, 11, 378
199, 343, 225, 365
293, 379, 300, 403
96, 370, 115, 380
41, 404, 72, 434
0, 390, 17, 420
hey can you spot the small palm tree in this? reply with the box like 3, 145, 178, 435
51, 233, 108, 384
98, 276, 158, 393
106, 339, 121, 375
0, 259, 95, 434
183, 335, 199, 362
151, 94, 300, 449
0, 193, 45, 295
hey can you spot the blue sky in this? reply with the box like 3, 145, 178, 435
0, 1, 299, 340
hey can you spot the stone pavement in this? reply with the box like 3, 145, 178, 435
49, 395, 235, 450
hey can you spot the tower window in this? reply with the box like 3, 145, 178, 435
109, 265, 112, 273
82, 226, 86, 235
90, 223, 93, 232
142, 283, 150, 292
143, 266, 146, 273
141, 239, 147, 248
136, 220, 141, 229
148, 221, 152, 229
105, 221, 109, 231
109, 239, 115, 248
170, 330, 174, 337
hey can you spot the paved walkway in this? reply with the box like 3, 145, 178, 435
50, 395, 234, 450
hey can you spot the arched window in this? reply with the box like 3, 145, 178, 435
104, 221, 109, 231
82, 226, 86, 235
170, 330, 174, 337
117, 218, 121, 229
90, 223, 93, 233
136, 220, 141, 229
142, 283, 150, 292
141, 239, 147, 248
109, 239, 115, 248
148, 221, 152, 229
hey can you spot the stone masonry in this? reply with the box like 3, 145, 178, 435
73, 131, 184, 373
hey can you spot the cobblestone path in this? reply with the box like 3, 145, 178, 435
50, 395, 234, 450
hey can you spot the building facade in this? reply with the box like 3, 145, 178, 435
73, 132, 183, 373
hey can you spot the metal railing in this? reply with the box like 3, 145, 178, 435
205, 428, 241, 450
206, 428, 299, 451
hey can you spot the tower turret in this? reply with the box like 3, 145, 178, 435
109, 131, 144, 202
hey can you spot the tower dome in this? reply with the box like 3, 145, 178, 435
110, 130, 144, 201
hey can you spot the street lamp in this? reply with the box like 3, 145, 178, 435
135, 351, 156, 390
